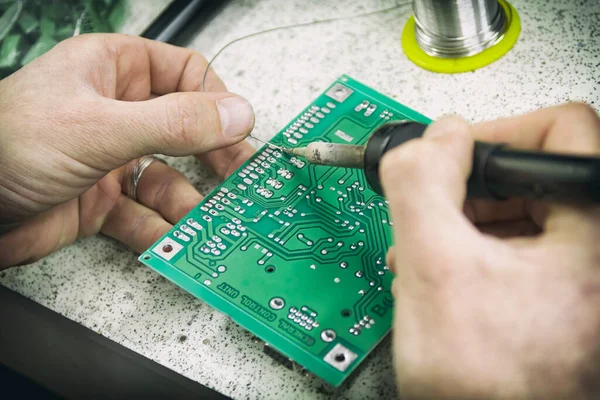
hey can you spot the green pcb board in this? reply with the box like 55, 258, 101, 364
139, 75, 431, 387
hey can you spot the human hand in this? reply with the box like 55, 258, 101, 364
0, 34, 255, 268
381, 104, 600, 399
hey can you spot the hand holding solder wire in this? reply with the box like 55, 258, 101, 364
0, 34, 255, 268
0, 2, 413, 269
382, 104, 600, 399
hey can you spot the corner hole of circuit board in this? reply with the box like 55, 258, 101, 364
151, 237, 183, 260
324, 343, 358, 372
325, 83, 353, 103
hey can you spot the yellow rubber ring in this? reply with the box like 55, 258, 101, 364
401, 0, 521, 74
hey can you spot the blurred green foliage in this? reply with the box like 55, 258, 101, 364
0, 0, 126, 79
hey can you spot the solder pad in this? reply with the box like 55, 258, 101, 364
139, 75, 431, 387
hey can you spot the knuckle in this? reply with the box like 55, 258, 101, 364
190, 52, 209, 69
149, 175, 176, 210
450, 125, 473, 146
48, 35, 113, 81
565, 102, 599, 123
184, 53, 211, 90
378, 147, 404, 184
54, 33, 107, 57
128, 213, 152, 245
184, 52, 223, 91
149, 223, 169, 246
444, 129, 473, 163
380, 140, 437, 186
165, 95, 202, 148
433, 115, 469, 135
52, 34, 85, 51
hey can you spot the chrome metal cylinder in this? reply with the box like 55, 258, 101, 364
413, 0, 507, 58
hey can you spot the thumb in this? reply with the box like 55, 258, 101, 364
380, 116, 477, 266
102, 92, 255, 161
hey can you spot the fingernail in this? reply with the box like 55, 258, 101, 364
425, 115, 468, 138
217, 96, 255, 137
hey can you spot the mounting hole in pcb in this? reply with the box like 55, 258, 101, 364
321, 329, 336, 342
334, 353, 346, 363
269, 297, 285, 310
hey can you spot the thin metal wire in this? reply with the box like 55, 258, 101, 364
200, 2, 412, 93
199, 2, 412, 147
248, 135, 286, 152
413, 0, 507, 58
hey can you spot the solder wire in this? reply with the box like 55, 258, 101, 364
248, 135, 285, 152
200, 2, 412, 93
199, 2, 412, 148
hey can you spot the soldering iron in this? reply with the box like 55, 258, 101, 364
283, 121, 600, 202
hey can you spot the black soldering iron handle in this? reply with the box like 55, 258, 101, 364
364, 121, 600, 203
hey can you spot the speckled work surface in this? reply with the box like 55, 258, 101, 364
1, 0, 599, 399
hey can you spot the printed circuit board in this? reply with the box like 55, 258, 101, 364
140, 75, 431, 386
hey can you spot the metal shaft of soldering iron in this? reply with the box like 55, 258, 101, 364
285, 143, 366, 168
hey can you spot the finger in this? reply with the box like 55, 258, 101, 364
54, 34, 255, 169
65, 33, 226, 100
380, 116, 480, 275
386, 246, 396, 274
382, 116, 473, 210
391, 278, 399, 298
196, 140, 256, 179
134, 35, 226, 94
0, 200, 78, 269
101, 194, 172, 254
123, 160, 204, 224
95, 91, 255, 164
471, 102, 600, 154
104, 34, 257, 179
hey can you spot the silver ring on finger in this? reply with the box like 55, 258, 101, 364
127, 155, 166, 202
